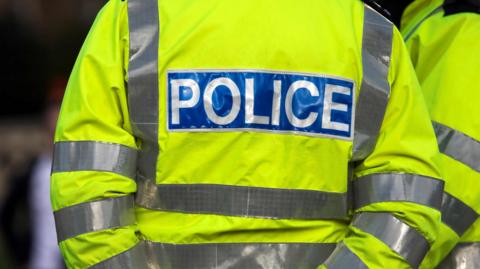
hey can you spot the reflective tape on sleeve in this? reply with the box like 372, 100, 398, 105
54, 195, 135, 242
433, 121, 480, 172
90, 241, 153, 269
324, 242, 368, 269
91, 241, 336, 269
354, 173, 444, 210
352, 4, 393, 161
52, 141, 137, 179
437, 242, 480, 269
441, 192, 479, 236
352, 212, 429, 269
127, 0, 160, 181
136, 177, 349, 220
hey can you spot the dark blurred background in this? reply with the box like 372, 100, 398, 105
0, 0, 106, 117
0, 0, 105, 268
377, 0, 414, 26
0, 1, 411, 268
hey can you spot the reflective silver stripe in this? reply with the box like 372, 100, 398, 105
136, 177, 348, 220
90, 241, 153, 269
127, 0, 159, 181
441, 192, 479, 236
352, 212, 429, 269
437, 242, 480, 269
352, 4, 393, 161
54, 195, 135, 242
354, 173, 444, 210
324, 242, 368, 269
92, 241, 336, 269
433, 121, 480, 172
52, 141, 137, 179
150, 242, 336, 269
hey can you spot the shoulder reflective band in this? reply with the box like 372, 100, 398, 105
91, 240, 336, 269
52, 141, 137, 179
90, 241, 152, 269
437, 242, 480, 269
127, 0, 159, 181
324, 242, 368, 269
433, 121, 480, 172
441, 192, 479, 236
353, 173, 444, 210
352, 212, 429, 269
54, 195, 135, 242
136, 177, 348, 220
352, 4, 393, 161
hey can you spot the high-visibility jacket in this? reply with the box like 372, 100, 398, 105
401, 0, 480, 268
52, 0, 444, 268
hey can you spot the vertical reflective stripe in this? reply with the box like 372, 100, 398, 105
90, 241, 336, 269
437, 242, 480, 269
352, 212, 429, 269
352, 4, 393, 161
441, 192, 479, 236
324, 242, 368, 269
52, 141, 137, 179
54, 195, 136, 242
90, 241, 155, 269
354, 173, 444, 210
127, 0, 159, 181
433, 121, 480, 172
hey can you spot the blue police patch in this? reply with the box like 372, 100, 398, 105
167, 70, 355, 140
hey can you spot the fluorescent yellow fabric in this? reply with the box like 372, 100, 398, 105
58, 227, 139, 269
463, 218, 480, 242
155, 0, 361, 194
402, 1, 480, 268
52, 0, 442, 268
136, 208, 348, 244
401, 0, 444, 38
345, 25, 443, 269
52, 1, 137, 268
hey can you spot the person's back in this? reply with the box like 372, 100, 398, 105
51, 0, 443, 268
401, 0, 480, 268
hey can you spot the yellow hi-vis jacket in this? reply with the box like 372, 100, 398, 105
401, 0, 480, 268
52, 0, 443, 268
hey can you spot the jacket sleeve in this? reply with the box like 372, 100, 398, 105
401, 8, 480, 268
50, 1, 142, 268
322, 26, 444, 269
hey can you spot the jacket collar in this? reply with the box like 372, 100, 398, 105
401, 0, 445, 35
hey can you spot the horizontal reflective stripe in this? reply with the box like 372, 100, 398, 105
136, 178, 348, 220
441, 192, 479, 236
354, 173, 443, 210
324, 242, 368, 269
92, 241, 336, 269
54, 195, 135, 242
52, 141, 138, 179
437, 242, 480, 269
352, 212, 429, 269
352, 4, 393, 161
434, 121, 480, 172
90, 241, 152, 269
